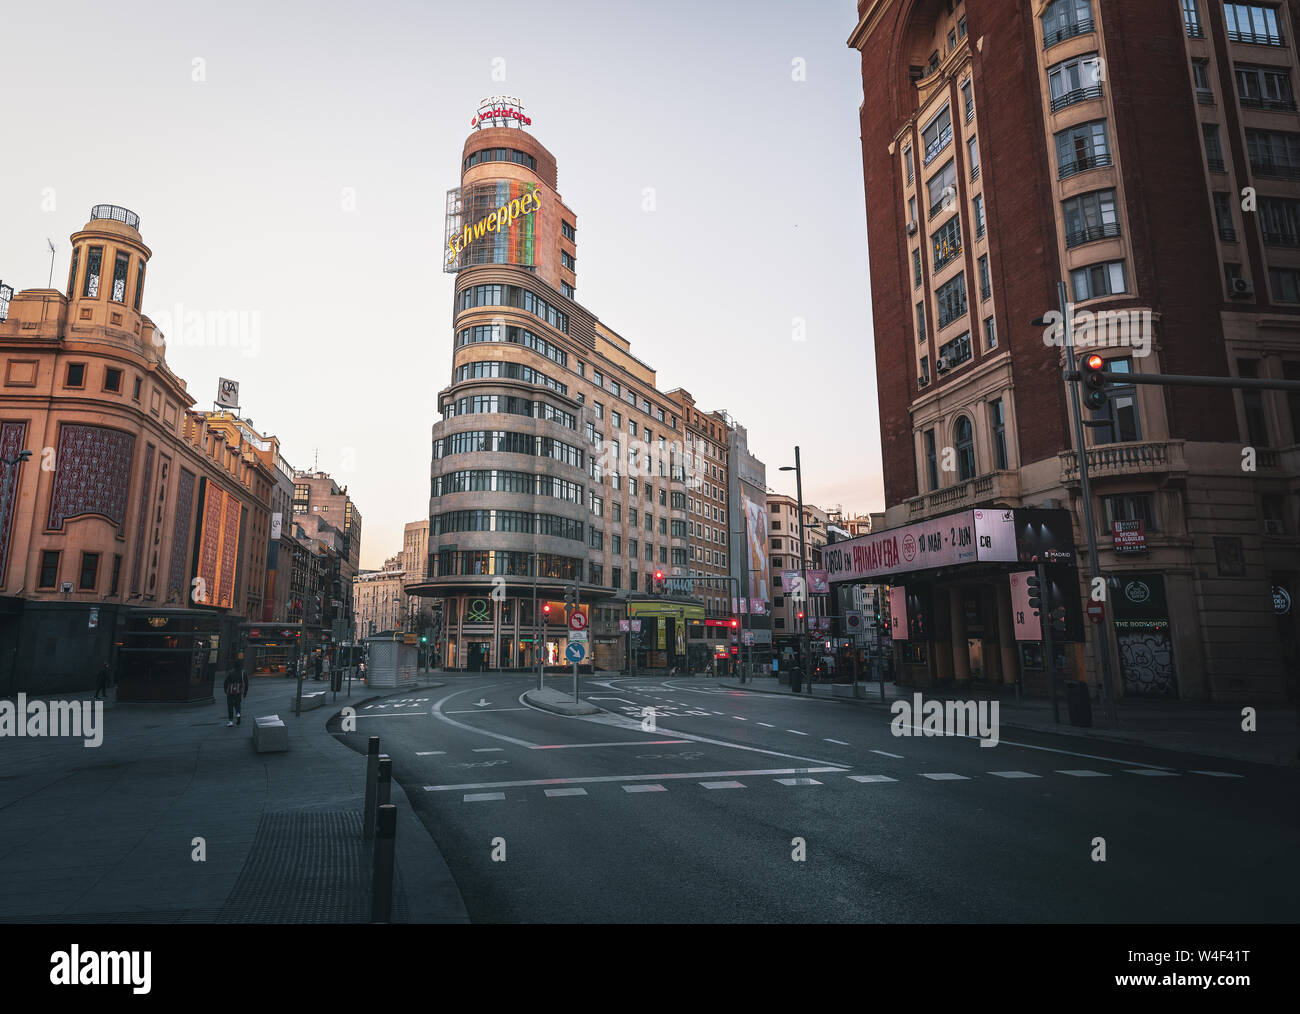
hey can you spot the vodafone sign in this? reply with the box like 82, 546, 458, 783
471, 95, 532, 129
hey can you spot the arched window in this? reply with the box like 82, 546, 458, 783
954, 416, 976, 480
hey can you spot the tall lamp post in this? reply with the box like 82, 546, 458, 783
779, 447, 811, 688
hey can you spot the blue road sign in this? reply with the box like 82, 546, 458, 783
565, 641, 587, 663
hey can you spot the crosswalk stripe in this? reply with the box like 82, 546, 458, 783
472, 748, 505, 753
734, 716, 747, 721
544, 787, 588, 797
1125, 768, 1179, 776
757, 722, 775, 728
623, 784, 667, 793
871, 749, 904, 758
848, 775, 897, 783
1189, 770, 1244, 778
824, 738, 850, 745
787, 730, 808, 736
1057, 769, 1109, 777
416, 751, 446, 756
920, 772, 970, 780
700, 780, 746, 789
989, 771, 1040, 779
774, 777, 822, 786
464, 792, 505, 802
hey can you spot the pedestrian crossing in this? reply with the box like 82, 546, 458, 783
449, 766, 1242, 802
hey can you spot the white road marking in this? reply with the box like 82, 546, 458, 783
445, 708, 530, 714
423, 767, 847, 792
733, 716, 747, 721
871, 750, 904, 758
787, 730, 808, 736
434, 685, 539, 749
757, 722, 775, 728
996, 738, 1176, 771
472, 748, 505, 753
544, 787, 588, 797
535, 740, 689, 750
354, 713, 426, 718
824, 738, 851, 746
848, 775, 897, 784
701, 781, 746, 789
989, 771, 1040, 779
920, 772, 970, 781
1190, 770, 1244, 778
623, 784, 667, 793
416, 751, 446, 756
1126, 768, 1180, 776
775, 777, 822, 786
464, 792, 505, 802
1057, 769, 1109, 777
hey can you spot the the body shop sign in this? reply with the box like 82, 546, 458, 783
822, 509, 1016, 584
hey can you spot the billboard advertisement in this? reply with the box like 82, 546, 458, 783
743, 489, 769, 603
194, 480, 243, 611
444, 179, 543, 272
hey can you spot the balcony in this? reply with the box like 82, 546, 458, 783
1206, 155, 1226, 173
1044, 18, 1094, 49
1263, 229, 1300, 247
89, 204, 141, 229
937, 300, 968, 330
924, 124, 953, 166
904, 470, 1022, 518
1240, 94, 1298, 111
1220, 225, 1238, 241
1050, 84, 1104, 113
1227, 28, 1285, 46
1058, 151, 1113, 179
1059, 439, 1187, 485
1065, 221, 1122, 248
970, 163, 981, 181
1250, 157, 1300, 179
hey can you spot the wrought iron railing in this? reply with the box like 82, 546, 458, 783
89, 204, 140, 229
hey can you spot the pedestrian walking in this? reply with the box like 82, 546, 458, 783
223, 671, 248, 726
92, 662, 112, 700
313, 654, 323, 681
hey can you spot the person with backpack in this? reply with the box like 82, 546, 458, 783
223, 670, 248, 726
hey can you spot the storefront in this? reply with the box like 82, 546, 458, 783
628, 598, 703, 671
242, 622, 311, 678
438, 592, 597, 671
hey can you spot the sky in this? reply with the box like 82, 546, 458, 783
0, 0, 881, 569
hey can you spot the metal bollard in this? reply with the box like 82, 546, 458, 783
371, 803, 397, 923
363, 736, 380, 841
377, 755, 392, 810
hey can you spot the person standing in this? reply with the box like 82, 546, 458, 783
313, 653, 323, 681
92, 662, 112, 700
223, 670, 248, 726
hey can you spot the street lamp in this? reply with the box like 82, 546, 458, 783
779, 447, 812, 690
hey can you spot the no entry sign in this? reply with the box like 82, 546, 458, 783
568, 610, 588, 632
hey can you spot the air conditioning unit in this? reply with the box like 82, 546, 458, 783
937, 354, 955, 372
918, 374, 930, 388
906, 220, 918, 236
1230, 277, 1254, 298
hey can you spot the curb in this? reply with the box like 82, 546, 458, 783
522, 688, 599, 716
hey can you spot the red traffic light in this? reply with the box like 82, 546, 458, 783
1085, 353, 1104, 371
542, 603, 551, 615
797, 611, 806, 620
729, 618, 739, 628
654, 570, 663, 581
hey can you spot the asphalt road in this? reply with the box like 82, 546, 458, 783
333, 674, 1300, 923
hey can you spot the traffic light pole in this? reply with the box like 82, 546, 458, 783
1038, 563, 1060, 724
571, 578, 580, 703
793, 445, 811, 690
1059, 281, 1118, 727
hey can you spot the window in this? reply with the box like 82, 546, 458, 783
1203, 123, 1226, 172
927, 159, 957, 215
904, 145, 914, 184
1269, 266, 1300, 301
1193, 59, 1214, 104
928, 50, 941, 75
612, 502, 621, 522
1237, 64, 1296, 110
932, 216, 963, 271
1042, 0, 1093, 48
1225, 3, 1283, 46
908, 195, 917, 224
1063, 188, 1121, 246
984, 316, 997, 349
920, 355, 930, 387
66, 363, 85, 388
38, 550, 59, 589
612, 410, 621, 428
913, 249, 923, 288
561, 220, 577, 241
1055, 120, 1111, 177
1213, 192, 1237, 242
978, 254, 991, 299
561, 250, 576, 270
1102, 493, 1158, 534
1048, 53, 1104, 111
959, 16, 968, 39
612, 567, 622, 589
82, 246, 103, 298
1238, 359, 1270, 445
1260, 196, 1300, 245
103, 367, 122, 393
962, 79, 974, 121
990, 399, 1008, 469
939, 331, 973, 370
917, 302, 928, 342
1225, 262, 1245, 290
925, 429, 939, 491
1247, 128, 1300, 178
132, 376, 142, 400
66, 247, 79, 299
1071, 260, 1128, 300
968, 137, 980, 180
110, 554, 122, 596
561, 282, 575, 299
590, 528, 604, 550
954, 417, 976, 480
630, 571, 638, 591
79, 552, 100, 590
1091, 357, 1142, 444
948, 28, 956, 52
1183, 0, 1204, 37
936, 272, 968, 328
973, 194, 986, 238
110, 251, 130, 303
922, 106, 953, 166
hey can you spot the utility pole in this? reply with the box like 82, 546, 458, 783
571, 577, 580, 702
793, 447, 811, 685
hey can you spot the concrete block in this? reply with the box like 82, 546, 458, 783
295, 692, 327, 712
252, 716, 289, 753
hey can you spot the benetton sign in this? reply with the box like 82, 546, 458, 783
822, 508, 1018, 583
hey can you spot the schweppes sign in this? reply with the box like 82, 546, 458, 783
446, 186, 544, 267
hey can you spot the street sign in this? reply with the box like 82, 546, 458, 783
630, 619, 642, 633
1087, 601, 1105, 624
741, 630, 755, 646
565, 641, 586, 663
568, 610, 588, 632
618, 619, 630, 632
568, 629, 588, 643
845, 610, 862, 631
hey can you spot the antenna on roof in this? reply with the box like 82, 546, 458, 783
46, 239, 55, 288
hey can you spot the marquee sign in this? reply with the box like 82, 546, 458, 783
444, 181, 543, 271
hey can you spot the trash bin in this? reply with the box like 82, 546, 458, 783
790, 667, 803, 694
1065, 680, 1092, 727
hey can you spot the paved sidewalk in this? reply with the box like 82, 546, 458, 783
0, 679, 469, 923
721, 677, 1300, 767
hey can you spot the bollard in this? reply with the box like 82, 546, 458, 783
377, 755, 392, 811
371, 803, 397, 924
363, 736, 380, 841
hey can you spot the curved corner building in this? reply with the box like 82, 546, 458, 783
415, 98, 695, 672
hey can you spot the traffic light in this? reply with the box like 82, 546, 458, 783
1026, 574, 1043, 616
1049, 605, 1068, 638
729, 617, 739, 629
653, 570, 664, 594
797, 610, 805, 622
542, 602, 552, 620
420, 635, 428, 644
565, 583, 578, 610
1083, 353, 1109, 411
